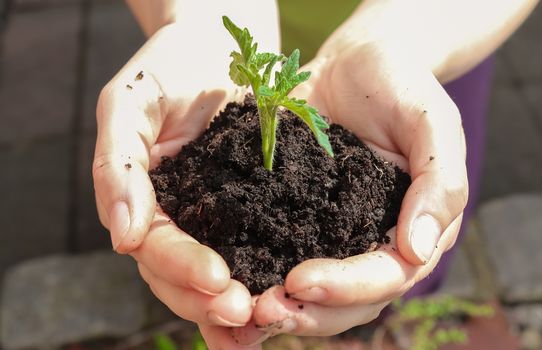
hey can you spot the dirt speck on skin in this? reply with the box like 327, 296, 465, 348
150, 96, 411, 294
126, 84, 133, 90
124, 163, 132, 170
135, 71, 144, 80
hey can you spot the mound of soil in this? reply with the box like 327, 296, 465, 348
150, 96, 411, 294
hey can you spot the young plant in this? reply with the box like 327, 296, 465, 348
373, 296, 494, 350
222, 16, 334, 171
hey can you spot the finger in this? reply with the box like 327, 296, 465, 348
139, 264, 252, 327
232, 286, 387, 344
131, 212, 231, 295
394, 78, 468, 265
93, 68, 165, 253
284, 220, 461, 306
199, 324, 262, 350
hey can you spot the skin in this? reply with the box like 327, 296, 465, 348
94, 0, 539, 348
93, 2, 279, 329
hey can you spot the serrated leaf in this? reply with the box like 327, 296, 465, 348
229, 52, 250, 86
258, 86, 275, 97
254, 53, 278, 68
280, 98, 334, 157
280, 49, 301, 81
262, 54, 284, 86
222, 16, 255, 62
274, 50, 311, 97
295, 71, 311, 84
236, 64, 259, 86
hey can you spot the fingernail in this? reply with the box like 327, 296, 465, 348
110, 201, 130, 251
291, 287, 328, 303
410, 214, 441, 264
257, 318, 298, 335
207, 310, 245, 327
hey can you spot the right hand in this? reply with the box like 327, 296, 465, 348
93, 22, 254, 330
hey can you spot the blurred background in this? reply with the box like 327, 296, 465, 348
0, 0, 541, 349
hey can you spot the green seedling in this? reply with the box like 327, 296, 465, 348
379, 296, 494, 350
223, 16, 334, 171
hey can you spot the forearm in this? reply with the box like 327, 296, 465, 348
125, 0, 280, 53
319, 0, 539, 82
126, 0, 177, 36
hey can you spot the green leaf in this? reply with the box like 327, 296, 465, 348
237, 64, 259, 87
229, 52, 250, 86
222, 16, 256, 62
254, 53, 278, 68
258, 86, 275, 97
280, 49, 301, 81
280, 98, 334, 157
261, 54, 284, 87
153, 333, 178, 350
274, 50, 312, 97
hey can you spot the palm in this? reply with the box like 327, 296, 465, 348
94, 23, 254, 333
130, 26, 247, 169
228, 42, 468, 344
300, 44, 432, 172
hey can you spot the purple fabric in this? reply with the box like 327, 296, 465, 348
405, 57, 495, 298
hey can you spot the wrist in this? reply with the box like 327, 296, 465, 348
127, 0, 280, 54
313, 0, 446, 80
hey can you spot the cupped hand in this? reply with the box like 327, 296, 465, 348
92, 22, 254, 331
232, 42, 468, 344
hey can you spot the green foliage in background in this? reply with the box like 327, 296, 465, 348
153, 331, 207, 350
191, 331, 208, 350
388, 296, 494, 350
153, 333, 178, 350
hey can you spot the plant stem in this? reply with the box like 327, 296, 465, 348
258, 100, 278, 171
265, 115, 278, 171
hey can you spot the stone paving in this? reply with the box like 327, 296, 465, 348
0, 0, 541, 349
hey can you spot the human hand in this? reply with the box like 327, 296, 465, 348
92, 22, 255, 331
231, 41, 468, 345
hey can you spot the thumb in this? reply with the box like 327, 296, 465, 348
395, 81, 468, 265
93, 69, 164, 253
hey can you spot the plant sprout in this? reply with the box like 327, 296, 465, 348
223, 16, 334, 171
373, 296, 495, 350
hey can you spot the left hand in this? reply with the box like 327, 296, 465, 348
224, 41, 468, 346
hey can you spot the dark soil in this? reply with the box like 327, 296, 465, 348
150, 96, 411, 294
